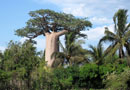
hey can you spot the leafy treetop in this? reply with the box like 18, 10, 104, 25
15, 9, 92, 39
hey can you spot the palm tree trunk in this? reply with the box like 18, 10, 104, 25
125, 43, 130, 56
119, 47, 124, 58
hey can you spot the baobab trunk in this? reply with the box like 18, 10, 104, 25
45, 30, 68, 67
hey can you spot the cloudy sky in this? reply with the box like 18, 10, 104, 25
0, 0, 130, 51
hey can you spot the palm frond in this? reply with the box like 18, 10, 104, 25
51, 52, 66, 59
108, 42, 120, 56
97, 43, 104, 58
125, 23, 130, 32
104, 30, 117, 39
75, 39, 85, 46
113, 15, 118, 33
99, 36, 116, 44
104, 43, 116, 57
59, 41, 67, 53
124, 30, 130, 40
99, 28, 118, 44
70, 55, 85, 65
114, 9, 128, 34
88, 45, 97, 53
87, 45, 98, 60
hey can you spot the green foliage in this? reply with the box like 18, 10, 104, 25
0, 70, 11, 89
0, 9, 130, 90
0, 40, 42, 89
0, 47, 129, 90
2, 40, 40, 72
99, 63, 126, 75
87, 43, 106, 65
15, 9, 92, 39
78, 63, 127, 89
79, 64, 103, 89
103, 54, 119, 64
0, 40, 128, 90
52, 67, 73, 90
31, 67, 53, 89
52, 31, 88, 67
100, 9, 130, 58
104, 68, 130, 90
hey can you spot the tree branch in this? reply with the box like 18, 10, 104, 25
29, 31, 43, 39
56, 30, 68, 37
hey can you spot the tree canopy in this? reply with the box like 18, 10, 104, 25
15, 9, 92, 39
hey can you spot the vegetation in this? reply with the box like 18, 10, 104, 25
0, 9, 130, 90
100, 9, 130, 58
15, 9, 91, 67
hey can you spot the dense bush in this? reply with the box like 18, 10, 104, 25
0, 41, 42, 90
0, 41, 129, 90
0, 70, 11, 89
104, 68, 130, 90
36, 63, 127, 89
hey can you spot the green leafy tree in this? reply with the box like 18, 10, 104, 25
15, 9, 92, 67
0, 70, 11, 89
104, 68, 130, 90
2, 40, 41, 89
31, 60, 53, 90
100, 9, 130, 58
79, 64, 104, 89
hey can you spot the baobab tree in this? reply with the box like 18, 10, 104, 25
15, 9, 92, 67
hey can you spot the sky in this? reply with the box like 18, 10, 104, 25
0, 0, 130, 51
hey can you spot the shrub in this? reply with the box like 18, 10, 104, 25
104, 68, 130, 90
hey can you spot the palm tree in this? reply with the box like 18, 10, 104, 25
100, 9, 130, 58
52, 31, 88, 67
87, 43, 105, 65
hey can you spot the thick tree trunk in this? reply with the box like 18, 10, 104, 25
45, 32, 58, 67
45, 30, 68, 67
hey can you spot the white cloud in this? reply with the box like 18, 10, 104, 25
35, 0, 130, 17
82, 24, 114, 41
63, 4, 85, 17
34, 0, 130, 26
90, 17, 113, 25
62, 4, 91, 17
81, 24, 114, 49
